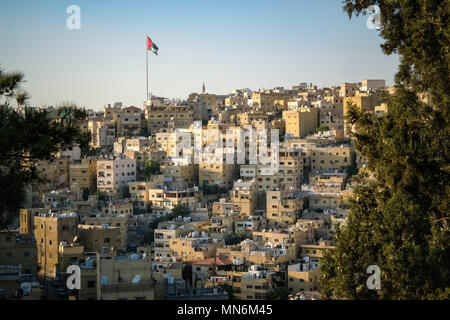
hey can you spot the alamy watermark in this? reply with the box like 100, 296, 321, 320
66, 5, 81, 30
168, 122, 280, 175
366, 265, 381, 290
66, 265, 81, 290
366, 5, 382, 30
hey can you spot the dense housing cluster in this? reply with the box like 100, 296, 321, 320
1, 79, 392, 300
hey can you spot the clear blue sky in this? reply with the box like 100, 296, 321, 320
0, 0, 398, 110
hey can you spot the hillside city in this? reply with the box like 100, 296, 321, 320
1, 79, 391, 300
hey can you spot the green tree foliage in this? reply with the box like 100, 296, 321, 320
149, 204, 190, 231
81, 187, 90, 201
144, 160, 160, 178
343, 0, 449, 108
202, 184, 229, 195
0, 67, 90, 228
268, 108, 283, 122
224, 232, 246, 245
15, 91, 30, 107
146, 202, 153, 213
345, 164, 358, 177
268, 287, 290, 300
220, 284, 234, 300
182, 263, 193, 286
96, 191, 106, 202
320, 1, 450, 299
315, 125, 330, 133
171, 203, 189, 218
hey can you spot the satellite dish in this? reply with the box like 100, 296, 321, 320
132, 274, 141, 284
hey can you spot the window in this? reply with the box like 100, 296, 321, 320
88, 281, 95, 288
104, 238, 111, 243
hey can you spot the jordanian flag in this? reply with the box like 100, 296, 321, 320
147, 36, 159, 55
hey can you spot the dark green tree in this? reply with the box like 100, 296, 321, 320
15, 91, 30, 108
202, 184, 229, 195
81, 187, 90, 201
182, 263, 193, 286
224, 232, 246, 245
0, 67, 90, 228
315, 125, 330, 133
96, 191, 106, 202
171, 204, 189, 218
320, 1, 450, 300
220, 284, 234, 300
268, 287, 290, 300
144, 160, 160, 178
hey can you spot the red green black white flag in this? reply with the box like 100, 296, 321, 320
147, 36, 159, 55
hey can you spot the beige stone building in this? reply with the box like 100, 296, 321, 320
287, 257, 320, 294
310, 144, 353, 174
153, 224, 189, 260
240, 266, 276, 300
199, 163, 235, 189
35, 158, 70, 189
120, 106, 144, 137
266, 190, 305, 227
237, 111, 268, 126
231, 180, 257, 217
278, 148, 304, 190
339, 82, 359, 97
0, 231, 37, 275
283, 107, 319, 138
148, 187, 202, 215
161, 163, 199, 189
128, 176, 165, 211
169, 237, 218, 261
300, 240, 335, 262
97, 253, 154, 300
212, 199, 234, 216
216, 240, 295, 272
69, 158, 97, 193
58, 242, 84, 273
84, 214, 129, 249
309, 192, 343, 210
29, 212, 78, 277
253, 222, 314, 258
77, 225, 122, 253
146, 105, 193, 135
252, 92, 291, 112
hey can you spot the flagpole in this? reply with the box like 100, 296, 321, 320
146, 33, 149, 103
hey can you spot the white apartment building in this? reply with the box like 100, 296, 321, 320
97, 157, 137, 193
